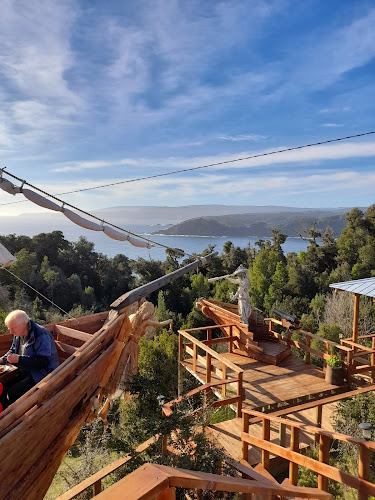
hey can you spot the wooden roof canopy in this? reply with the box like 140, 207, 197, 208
330, 277, 375, 344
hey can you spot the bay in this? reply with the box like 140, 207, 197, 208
0, 216, 313, 261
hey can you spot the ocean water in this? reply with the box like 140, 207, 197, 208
0, 216, 312, 261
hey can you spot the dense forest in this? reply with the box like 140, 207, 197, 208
1, 204, 375, 498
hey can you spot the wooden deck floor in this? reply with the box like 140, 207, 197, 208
207, 404, 337, 465
184, 351, 342, 410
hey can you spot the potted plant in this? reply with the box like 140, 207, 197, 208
325, 354, 345, 385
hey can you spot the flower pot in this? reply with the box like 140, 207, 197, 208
325, 365, 344, 385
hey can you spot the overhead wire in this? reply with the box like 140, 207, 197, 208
0, 266, 73, 318
0, 130, 374, 206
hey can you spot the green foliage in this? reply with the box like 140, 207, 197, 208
327, 354, 342, 367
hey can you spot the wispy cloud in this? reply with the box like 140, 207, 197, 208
322, 123, 344, 127
218, 134, 268, 142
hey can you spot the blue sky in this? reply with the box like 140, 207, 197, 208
0, 0, 374, 216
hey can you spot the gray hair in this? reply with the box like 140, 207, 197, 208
5, 310, 30, 327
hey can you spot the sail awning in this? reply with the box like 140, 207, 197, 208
329, 277, 375, 298
0, 243, 16, 267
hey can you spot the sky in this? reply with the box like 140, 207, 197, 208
0, 0, 374, 217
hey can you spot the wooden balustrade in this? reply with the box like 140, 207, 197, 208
242, 408, 375, 500
178, 327, 244, 417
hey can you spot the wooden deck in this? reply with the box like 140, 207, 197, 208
207, 404, 337, 465
183, 351, 342, 411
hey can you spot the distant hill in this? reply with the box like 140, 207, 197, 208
153, 210, 349, 238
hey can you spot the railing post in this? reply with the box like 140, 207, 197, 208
269, 319, 273, 335
178, 333, 184, 397
262, 418, 270, 471
372, 337, 375, 384
289, 427, 300, 485
93, 479, 101, 496
237, 371, 243, 417
305, 335, 311, 364
242, 412, 249, 461
347, 350, 353, 388
318, 434, 330, 492
193, 343, 197, 373
315, 404, 323, 444
222, 363, 227, 398
323, 341, 329, 370
279, 422, 286, 447
206, 353, 212, 384
207, 327, 212, 341
358, 445, 371, 500
229, 325, 233, 353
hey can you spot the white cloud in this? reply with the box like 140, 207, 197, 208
322, 123, 344, 128
219, 134, 268, 142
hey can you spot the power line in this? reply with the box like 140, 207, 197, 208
0, 130, 374, 206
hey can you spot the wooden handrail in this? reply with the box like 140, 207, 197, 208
55, 436, 158, 500
179, 323, 238, 333
242, 410, 375, 499
179, 330, 243, 374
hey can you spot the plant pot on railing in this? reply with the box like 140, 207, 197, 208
325, 355, 345, 385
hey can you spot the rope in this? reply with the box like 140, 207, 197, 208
0, 266, 73, 319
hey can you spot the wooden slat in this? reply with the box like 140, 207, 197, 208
55, 325, 92, 347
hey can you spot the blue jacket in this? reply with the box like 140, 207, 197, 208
1, 320, 59, 384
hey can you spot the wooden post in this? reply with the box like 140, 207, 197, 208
372, 337, 375, 384
237, 371, 243, 417
305, 335, 311, 365
269, 319, 273, 335
93, 479, 101, 495
323, 341, 329, 370
207, 327, 212, 341
318, 434, 330, 491
206, 353, 212, 384
229, 325, 233, 353
352, 293, 360, 348
222, 363, 227, 398
242, 412, 249, 461
178, 333, 184, 397
358, 445, 371, 500
315, 404, 323, 444
289, 427, 300, 486
347, 350, 353, 388
279, 422, 286, 447
262, 418, 270, 471
193, 344, 197, 373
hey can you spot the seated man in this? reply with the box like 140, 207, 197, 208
0, 310, 59, 411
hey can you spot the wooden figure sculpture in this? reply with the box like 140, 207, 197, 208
208, 264, 251, 325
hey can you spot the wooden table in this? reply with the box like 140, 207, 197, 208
0, 365, 18, 385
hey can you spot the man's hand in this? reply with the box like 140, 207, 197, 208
7, 353, 19, 364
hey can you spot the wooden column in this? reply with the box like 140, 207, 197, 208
323, 341, 329, 370
222, 363, 227, 397
305, 335, 311, 365
178, 333, 184, 397
193, 344, 197, 373
262, 419, 270, 471
93, 480, 101, 496
206, 353, 212, 384
315, 404, 323, 444
237, 371, 243, 417
289, 427, 300, 485
352, 293, 360, 347
242, 412, 249, 461
279, 422, 286, 447
358, 445, 371, 500
318, 434, 330, 491
229, 325, 233, 353
207, 327, 212, 341
372, 337, 375, 384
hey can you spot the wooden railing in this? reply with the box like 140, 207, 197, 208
60, 462, 334, 499
242, 409, 375, 500
55, 436, 157, 499
341, 333, 375, 383
266, 318, 353, 371
178, 326, 244, 417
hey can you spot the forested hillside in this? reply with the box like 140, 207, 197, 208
1, 205, 375, 498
